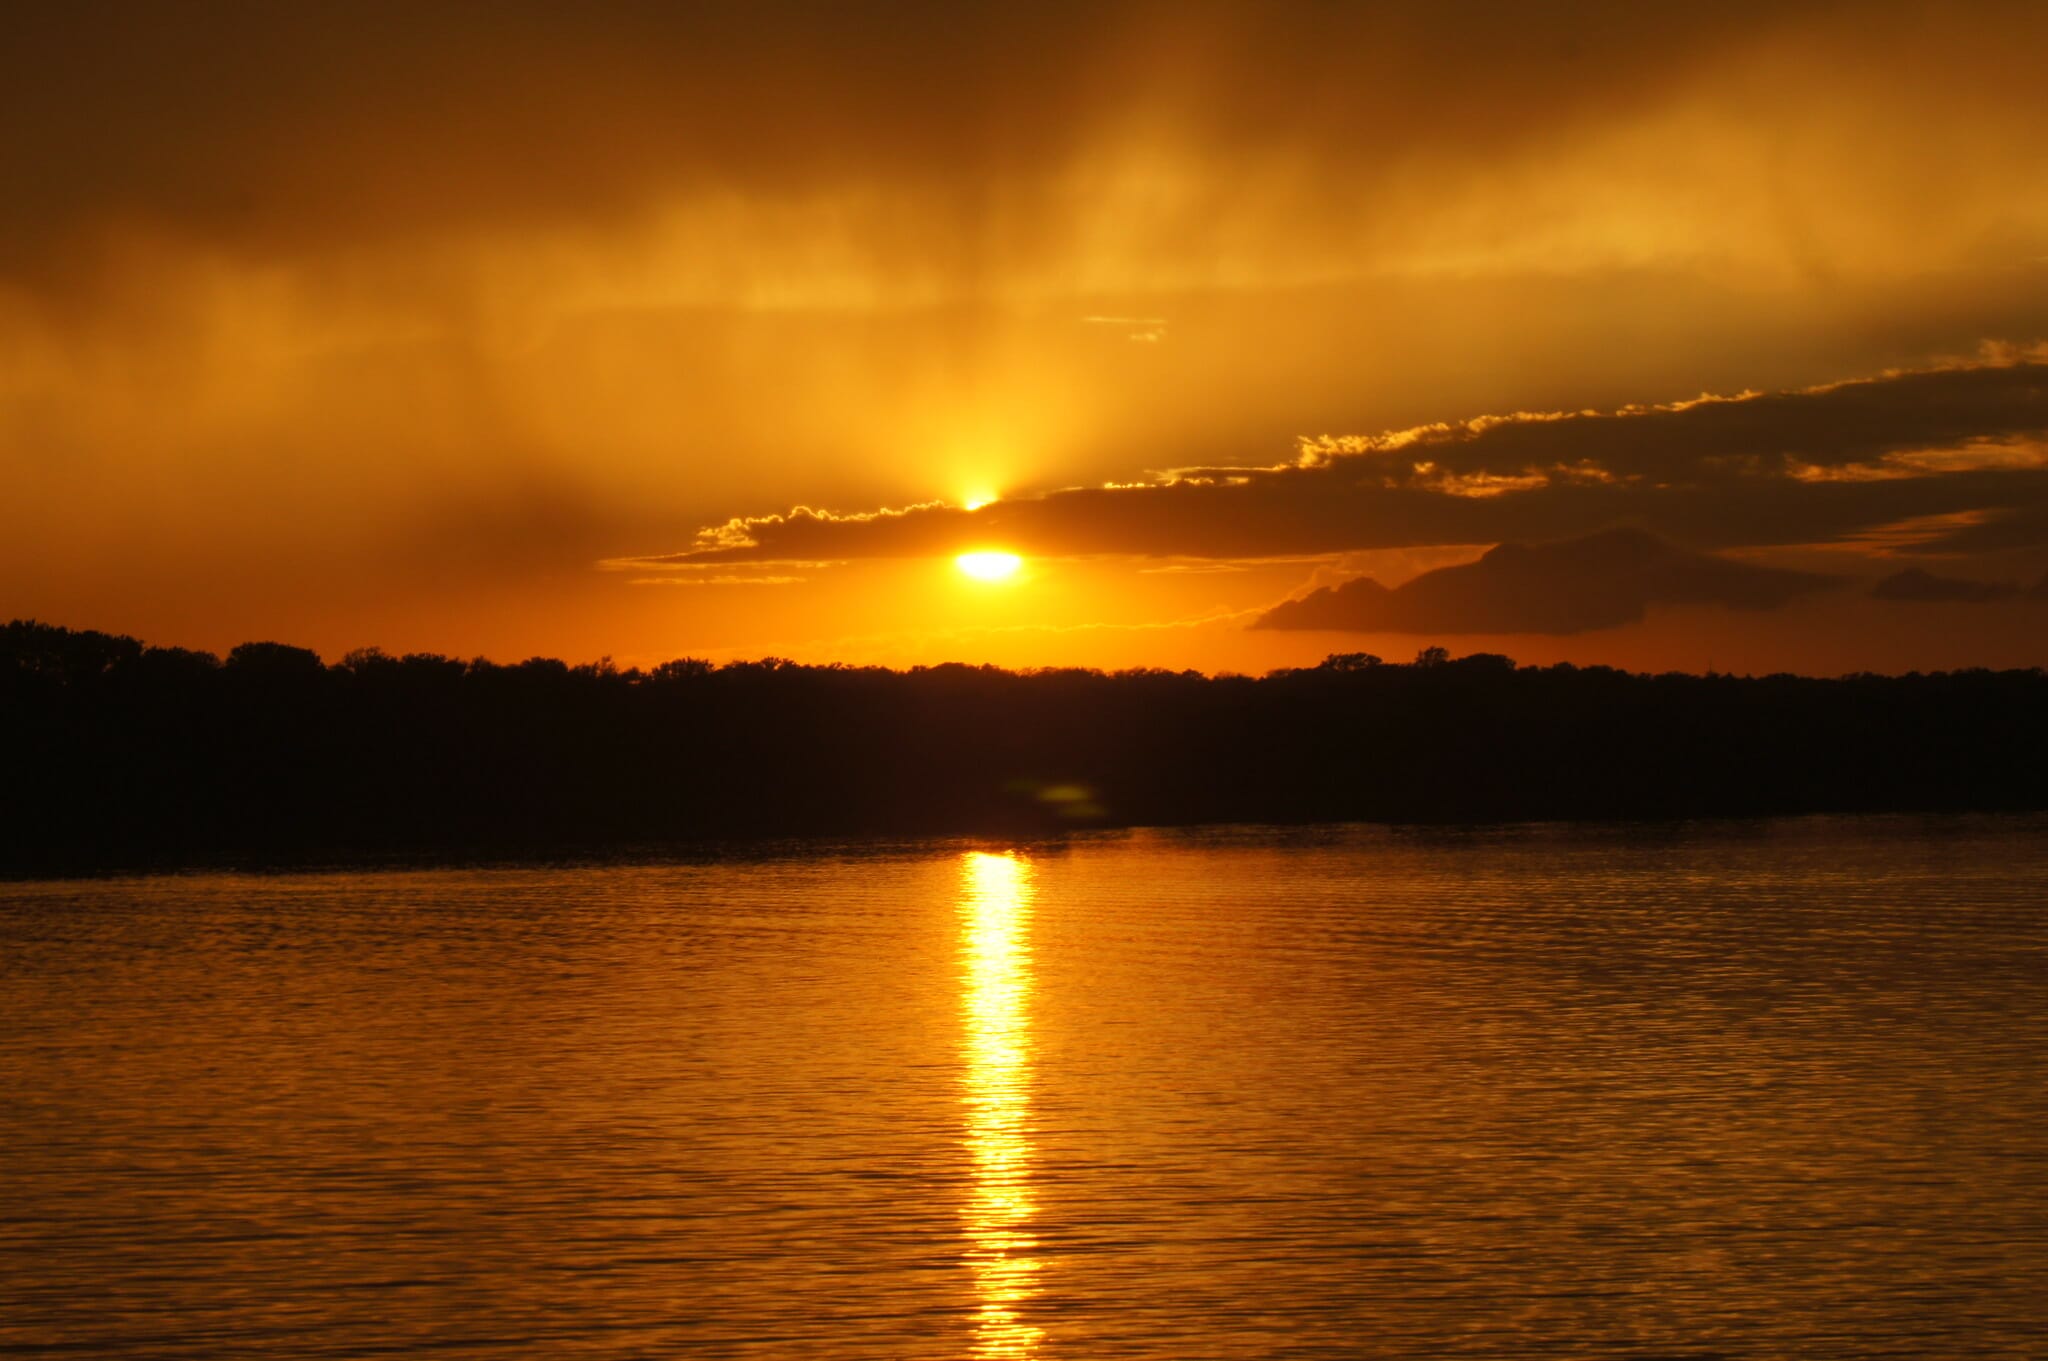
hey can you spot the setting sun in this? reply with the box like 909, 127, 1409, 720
956, 551, 1023, 582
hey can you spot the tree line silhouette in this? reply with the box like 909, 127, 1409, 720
5, 619, 2045, 875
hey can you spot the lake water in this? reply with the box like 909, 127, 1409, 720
4, 816, 2047, 1357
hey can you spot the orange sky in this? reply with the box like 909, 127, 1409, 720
5, 2, 2047, 674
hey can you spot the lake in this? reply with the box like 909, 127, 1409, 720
4, 815, 2046, 1357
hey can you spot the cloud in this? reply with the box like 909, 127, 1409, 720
1893, 499, 2048, 555
649, 354, 2048, 566
5, 0, 2047, 331
627, 575, 805, 587
1288, 350, 2048, 483
0, 3, 1901, 277
1870, 568, 2024, 603
1083, 315, 1169, 343
1250, 529, 1835, 635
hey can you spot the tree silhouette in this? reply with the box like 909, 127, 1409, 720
3, 618, 2044, 875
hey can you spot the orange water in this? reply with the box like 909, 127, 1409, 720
5, 815, 2046, 1356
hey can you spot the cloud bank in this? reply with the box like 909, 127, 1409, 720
1871, 569, 2025, 604
648, 354, 2048, 567
6, 1, 2004, 283
1251, 530, 1834, 635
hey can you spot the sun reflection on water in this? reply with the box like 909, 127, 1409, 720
958, 850, 1044, 1357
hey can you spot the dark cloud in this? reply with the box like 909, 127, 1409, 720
651, 357, 2048, 565
1871, 568, 2024, 604
1250, 529, 1834, 635
1895, 500, 2048, 555
1289, 359, 2048, 481
4, 1, 2039, 289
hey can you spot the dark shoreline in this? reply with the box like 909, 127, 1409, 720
10, 809, 2048, 887
7, 619, 2047, 879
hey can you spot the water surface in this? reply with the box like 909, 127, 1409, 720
5, 816, 2046, 1356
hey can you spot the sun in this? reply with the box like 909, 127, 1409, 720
956, 551, 1023, 582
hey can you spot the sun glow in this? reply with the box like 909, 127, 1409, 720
956, 551, 1023, 581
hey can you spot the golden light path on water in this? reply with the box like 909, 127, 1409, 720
958, 850, 1044, 1357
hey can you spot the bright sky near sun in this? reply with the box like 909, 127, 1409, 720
4, 3, 2048, 675
956, 553, 1023, 583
